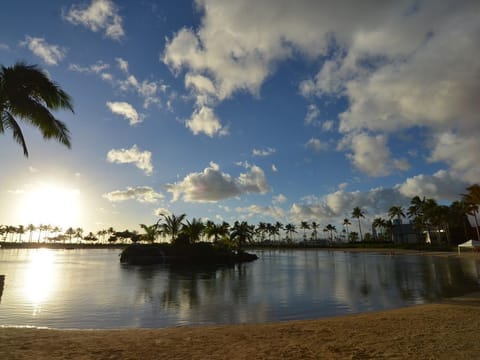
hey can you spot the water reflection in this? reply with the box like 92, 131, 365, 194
23, 249, 56, 315
0, 249, 479, 329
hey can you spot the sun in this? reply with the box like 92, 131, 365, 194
18, 183, 83, 230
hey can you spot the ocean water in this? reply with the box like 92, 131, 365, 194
0, 248, 479, 329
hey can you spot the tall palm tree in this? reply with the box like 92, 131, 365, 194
372, 217, 386, 241
26, 224, 36, 243
351, 206, 365, 242
284, 223, 297, 242
300, 221, 310, 241
0, 62, 74, 157
388, 205, 406, 243
311, 221, 319, 241
343, 218, 351, 241
324, 224, 336, 242
462, 184, 480, 241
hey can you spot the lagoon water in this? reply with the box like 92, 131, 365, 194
0, 248, 479, 329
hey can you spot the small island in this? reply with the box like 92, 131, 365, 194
120, 215, 258, 266
120, 241, 258, 266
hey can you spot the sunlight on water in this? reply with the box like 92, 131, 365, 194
22, 249, 56, 315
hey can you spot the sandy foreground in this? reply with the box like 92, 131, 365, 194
1, 249, 480, 359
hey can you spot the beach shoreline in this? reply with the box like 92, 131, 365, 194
2, 291, 480, 359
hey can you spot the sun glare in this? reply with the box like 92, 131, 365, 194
18, 183, 83, 230
23, 249, 57, 314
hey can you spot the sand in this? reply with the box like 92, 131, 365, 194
1, 249, 479, 359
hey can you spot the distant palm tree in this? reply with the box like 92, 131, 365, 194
372, 217, 386, 240
388, 205, 406, 243
462, 184, 480, 241
65, 227, 75, 243
311, 221, 319, 241
351, 207, 365, 242
75, 227, 83, 242
0, 62, 74, 157
284, 223, 297, 242
324, 224, 336, 242
26, 224, 36, 243
300, 221, 310, 241
343, 218, 351, 241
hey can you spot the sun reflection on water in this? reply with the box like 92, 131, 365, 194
23, 249, 56, 315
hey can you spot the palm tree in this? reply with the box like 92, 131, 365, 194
181, 218, 205, 244
343, 218, 351, 241
284, 223, 297, 242
205, 221, 230, 243
324, 224, 336, 242
65, 227, 75, 243
139, 223, 158, 243
230, 221, 254, 252
351, 206, 365, 242
311, 221, 319, 241
75, 227, 84, 242
0, 62, 74, 157
388, 206, 406, 243
300, 221, 310, 241
26, 224, 36, 243
158, 213, 186, 243
462, 184, 480, 241
372, 217, 386, 241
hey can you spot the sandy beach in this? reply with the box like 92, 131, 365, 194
1, 292, 480, 359
1, 249, 479, 359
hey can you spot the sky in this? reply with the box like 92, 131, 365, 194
1, 0, 479, 234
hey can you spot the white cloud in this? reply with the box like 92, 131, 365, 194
103, 186, 163, 203
63, 0, 125, 40
252, 147, 276, 157
69, 61, 109, 74
186, 106, 226, 136
162, 0, 480, 182
304, 104, 320, 126
341, 132, 408, 177
154, 207, 171, 217
20, 36, 66, 65
290, 186, 407, 224
305, 138, 327, 153
236, 205, 284, 220
271, 164, 278, 172
106, 101, 142, 125
273, 194, 287, 204
166, 162, 270, 202
116, 57, 129, 73
107, 145, 153, 175
397, 170, 468, 201
0, 43, 11, 51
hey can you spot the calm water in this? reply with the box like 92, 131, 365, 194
0, 248, 479, 329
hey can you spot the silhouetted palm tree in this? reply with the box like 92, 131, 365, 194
462, 184, 480, 241
158, 213, 186, 243
351, 207, 365, 241
0, 62, 74, 157
300, 221, 310, 241
139, 223, 158, 243
343, 218, 351, 241
181, 218, 205, 244
388, 206, 406, 243
230, 221, 254, 252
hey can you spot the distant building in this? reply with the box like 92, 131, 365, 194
391, 219, 420, 244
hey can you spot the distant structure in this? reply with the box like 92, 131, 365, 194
391, 219, 419, 244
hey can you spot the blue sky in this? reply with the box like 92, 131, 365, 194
1, 0, 479, 233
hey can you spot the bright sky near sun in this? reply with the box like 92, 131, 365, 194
1, 0, 479, 233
